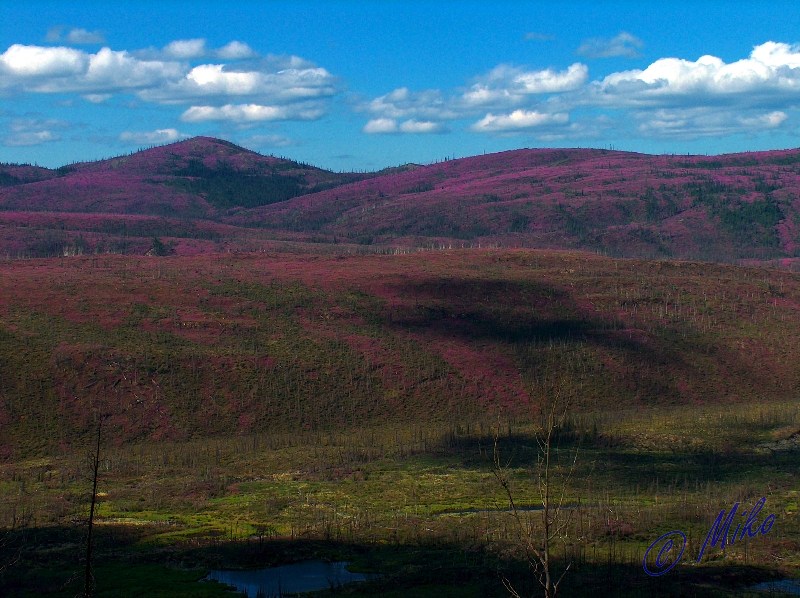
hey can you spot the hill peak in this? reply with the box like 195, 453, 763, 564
61, 135, 303, 177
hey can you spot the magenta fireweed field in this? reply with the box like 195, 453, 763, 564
0, 142, 798, 597
7, 0, 800, 593
0, 245, 798, 596
2, 138, 800, 268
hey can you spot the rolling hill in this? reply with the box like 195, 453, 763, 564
1, 247, 799, 457
0, 137, 365, 215
229, 146, 800, 263
1, 137, 800, 265
2, 140, 800, 598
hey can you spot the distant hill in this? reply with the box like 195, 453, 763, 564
229, 147, 800, 262
0, 163, 58, 187
0, 136, 365, 217
2, 137, 800, 264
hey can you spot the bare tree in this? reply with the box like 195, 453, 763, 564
0, 511, 29, 577
83, 417, 103, 598
493, 391, 579, 598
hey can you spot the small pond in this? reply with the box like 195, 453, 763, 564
748, 579, 800, 595
205, 560, 378, 597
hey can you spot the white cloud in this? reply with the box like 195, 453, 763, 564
0, 44, 183, 93
363, 118, 398, 134
244, 133, 294, 147
46, 27, 105, 45
364, 87, 456, 120
141, 63, 337, 104
740, 110, 788, 127
3, 118, 67, 146
0, 44, 87, 77
217, 41, 255, 60
358, 40, 800, 141
577, 32, 644, 59
186, 64, 261, 93
4, 130, 57, 146
363, 117, 445, 134
471, 110, 569, 132
460, 63, 588, 109
82, 48, 184, 92
636, 108, 789, 138
0, 42, 336, 120
509, 63, 588, 94
399, 119, 445, 133
66, 28, 106, 45
163, 38, 207, 59
119, 128, 188, 144
500, 62, 589, 94
181, 103, 324, 122
361, 63, 585, 134
82, 93, 111, 103
45, 27, 64, 43
595, 41, 800, 106
751, 41, 800, 68
6, 35, 800, 146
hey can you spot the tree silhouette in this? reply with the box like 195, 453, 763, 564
494, 389, 580, 598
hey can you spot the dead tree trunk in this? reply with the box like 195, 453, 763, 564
84, 418, 102, 598
494, 392, 579, 598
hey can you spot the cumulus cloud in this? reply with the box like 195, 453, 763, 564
119, 128, 188, 144
4, 130, 58, 146
594, 41, 800, 107
82, 93, 111, 103
361, 65, 584, 135
363, 118, 398, 134
67, 28, 106, 45
636, 108, 789, 138
399, 119, 446, 133
83, 48, 185, 92
364, 87, 457, 120
140, 62, 337, 104
0, 44, 183, 93
181, 103, 324, 122
6, 35, 800, 144
0, 44, 87, 78
244, 133, 293, 147
740, 110, 788, 127
0, 41, 339, 124
360, 41, 800, 139
471, 110, 569, 133
363, 117, 446, 134
137, 39, 258, 62
514, 63, 588, 93
163, 39, 207, 59
217, 41, 255, 60
461, 63, 588, 110
45, 27, 63, 43
360, 62, 585, 135
46, 27, 105, 45
3, 118, 67, 146
577, 32, 644, 59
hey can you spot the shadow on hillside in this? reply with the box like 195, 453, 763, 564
428, 419, 799, 481
386, 277, 638, 345
383, 276, 732, 405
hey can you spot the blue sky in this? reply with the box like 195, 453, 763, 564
2, 1, 800, 170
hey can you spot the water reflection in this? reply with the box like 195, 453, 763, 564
749, 579, 800, 595
206, 560, 377, 597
